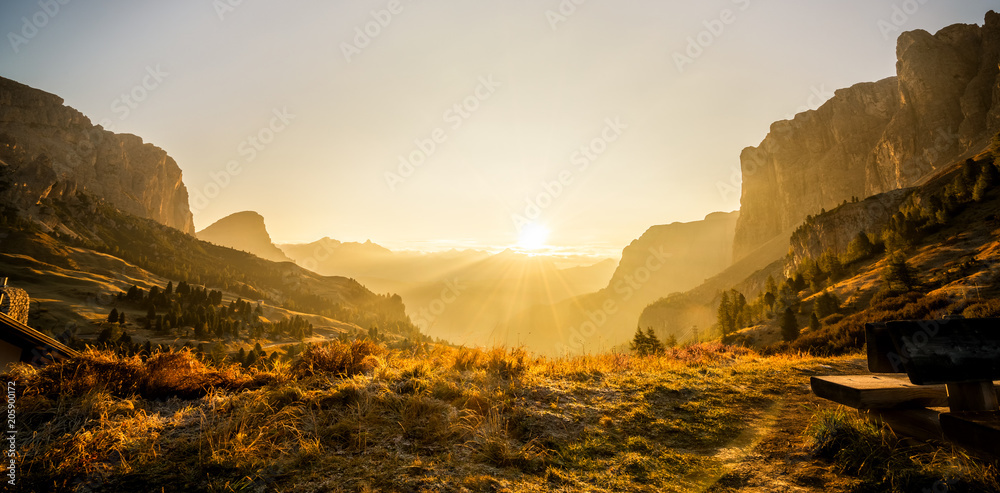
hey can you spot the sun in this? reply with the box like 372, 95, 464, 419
516, 223, 550, 251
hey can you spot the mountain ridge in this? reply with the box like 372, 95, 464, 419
734, 11, 1000, 260
0, 76, 195, 234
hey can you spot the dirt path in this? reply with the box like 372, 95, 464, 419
704, 358, 869, 493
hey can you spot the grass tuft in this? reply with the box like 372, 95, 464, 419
807, 408, 1000, 492
292, 339, 385, 377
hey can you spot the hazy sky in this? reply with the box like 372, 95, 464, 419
1, 1, 995, 257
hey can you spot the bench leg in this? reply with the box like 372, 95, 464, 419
946, 381, 999, 412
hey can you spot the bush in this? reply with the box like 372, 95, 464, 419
963, 299, 1000, 319
9, 349, 258, 400
292, 340, 385, 377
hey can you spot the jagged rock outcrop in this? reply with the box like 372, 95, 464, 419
734, 11, 1000, 260
197, 211, 291, 263
0, 77, 194, 233
787, 189, 912, 265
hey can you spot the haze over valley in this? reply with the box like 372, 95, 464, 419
2, 3, 1000, 492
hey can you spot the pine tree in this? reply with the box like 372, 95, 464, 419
974, 172, 990, 202
107, 308, 119, 324
763, 291, 776, 312
846, 231, 875, 262
809, 312, 821, 332
98, 327, 114, 343
630, 326, 650, 354
717, 291, 732, 336
630, 327, 664, 356
884, 254, 917, 291
118, 311, 126, 324
644, 328, 664, 355
665, 333, 678, 348
815, 291, 840, 318
781, 308, 800, 342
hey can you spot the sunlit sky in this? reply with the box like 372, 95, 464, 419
1, 1, 994, 257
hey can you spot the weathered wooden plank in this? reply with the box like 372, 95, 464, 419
865, 323, 903, 374
810, 374, 949, 409
868, 407, 945, 442
946, 381, 1000, 412
885, 319, 1000, 385
940, 412, 1000, 458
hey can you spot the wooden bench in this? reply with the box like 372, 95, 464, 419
810, 318, 1000, 458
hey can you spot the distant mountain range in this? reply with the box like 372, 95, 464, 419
0, 11, 996, 355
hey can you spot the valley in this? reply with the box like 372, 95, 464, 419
0, 6, 998, 493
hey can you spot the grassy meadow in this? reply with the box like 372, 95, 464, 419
6, 341, 996, 492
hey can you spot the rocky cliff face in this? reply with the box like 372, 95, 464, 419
607, 211, 740, 299
197, 211, 291, 263
734, 11, 1000, 260
787, 189, 911, 265
0, 77, 194, 234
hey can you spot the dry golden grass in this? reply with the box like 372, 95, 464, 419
5, 342, 983, 492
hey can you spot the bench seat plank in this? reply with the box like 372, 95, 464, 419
940, 412, 1000, 457
810, 374, 949, 409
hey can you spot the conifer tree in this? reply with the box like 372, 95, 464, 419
884, 254, 917, 291
809, 312, 821, 332
781, 308, 799, 342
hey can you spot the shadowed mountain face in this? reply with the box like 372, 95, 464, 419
734, 11, 1000, 260
0, 76, 194, 234
197, 211, 292, 263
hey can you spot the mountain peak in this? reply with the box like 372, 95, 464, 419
196, 211, 291, 263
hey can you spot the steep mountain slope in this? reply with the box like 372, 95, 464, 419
0, 76, 194, 233
0, 81, 422, 345
734, 11, 1000, 260
197, 211, 292, 263
642, 145, 1000, 351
